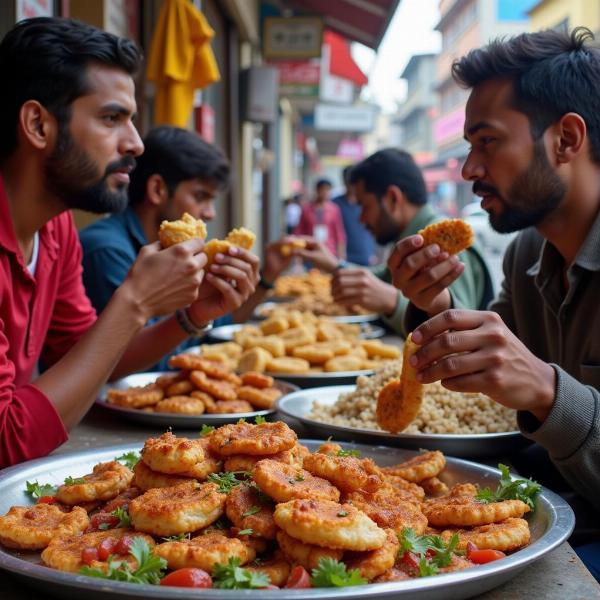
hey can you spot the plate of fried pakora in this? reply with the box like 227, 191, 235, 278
96, 352, 298, 426
0, 420, 574, 599
255, 301, 380, 324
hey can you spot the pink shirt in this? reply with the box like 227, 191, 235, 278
294, 201, 346, 257
0, 177, 97, 467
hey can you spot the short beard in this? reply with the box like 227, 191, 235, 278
44, 122, 135, 214
374, 203, 401, 245
486, 140, 566, 233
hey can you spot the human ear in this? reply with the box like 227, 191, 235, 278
146, 174, 168, 206
554, 112, 586, 164
384, 185, 406, 218
19, 100, 54, 151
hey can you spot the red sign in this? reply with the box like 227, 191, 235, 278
273, 61, 320, 85
195, 104, 215, 144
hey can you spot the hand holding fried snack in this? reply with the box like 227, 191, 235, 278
376, 333, 424, 433
158, 212, 207, 248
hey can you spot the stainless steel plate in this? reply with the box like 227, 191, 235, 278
0, 442, 574, 600
206, 323, 386, 342
266, 370, 375, 389
96, 373, 298, 427
254, 301, 380, 324
276, 385, 529, 458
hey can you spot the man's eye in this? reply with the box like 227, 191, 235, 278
103, 114, 119, 124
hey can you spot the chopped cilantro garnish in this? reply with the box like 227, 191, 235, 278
476, 464, 541, 510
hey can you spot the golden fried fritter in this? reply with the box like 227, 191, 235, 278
317, 442, 344, 455
224, 443, 306, 472
165, 380, 194, 397
155, 372, 187, 390
155, 531, 255, 573
240, 372, 274, 389
55, 461, 133, 505
418, 218, 474, 255
208, 421, 297, 456
302, 453, 382, 493
190, 370, 238, 401
169, 355, 240, 385
41, 529, 154, 573
102, 486, 142, 513
245, 552, 291, 587
0, 504, 89, 550
423, 495, 531, 527
372, 567, 411, 583
225, 227, 256, 250
274, 498, 386, 551
253, 459, 340, 503
129, 481, 226, 536
205, 399, 254, 414
158, 212, 207, 248
141, 432, 205, 475
376, 334, 422, 433
176, 438, 223, 479
106, 383, 164, 409
448, 483, 478, 497
276, 530, 343, 569
236, 386, 281, 409
419, 476, 449, 498
154, 395, 206, 415
132, 460, 195, 492
345, 529, 400, 581
280, 238, 307, 257
383, 474, 426, 501
225, 483, 276, 539
382, 450, 446, 483
440, 517, 530, 552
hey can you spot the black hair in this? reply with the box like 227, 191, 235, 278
342, 165, 353, 186
452, 27, 600, 164
315, 178, 332, 190
349, 148, 427, 205
0, 17, 141, 161
128, 126, 230, 205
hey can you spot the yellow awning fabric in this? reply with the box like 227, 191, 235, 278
146, 0, 221, 127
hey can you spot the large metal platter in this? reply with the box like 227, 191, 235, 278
266, 370, 375, 389
254, 301, 380, 324
0, 441, 574, 600
276, 385, 529, 458
206, 323, 386, 342
96, 372, 298, 427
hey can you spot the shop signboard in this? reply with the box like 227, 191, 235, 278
314, 103, 375, 132
272, 60, 320, 98
263, 16, 323, 60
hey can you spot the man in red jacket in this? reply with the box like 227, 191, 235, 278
0, 17, 258, 467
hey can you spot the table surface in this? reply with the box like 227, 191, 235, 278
1, 387, 600, 599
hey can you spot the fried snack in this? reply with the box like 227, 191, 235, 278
155, 531, 255, 573
382, 450, 446, 483
360, 340, 402, 359
280, 326, 317, 352
266, 357, 310, 374
250, 336, 286, 358
423, 494, 531, 527
240, 372, 274, 389
208, 421, 297, 456
238, 347, 273, 373
205, 399, 254, 414
203, 227, 256, 268
132, 460, 195, 492
0, 504, 89, 550
223, 444, 307, 472
158, 212, 207, 248
418, 218, 474, 255
274, 498, 386, 551
55, 461, 133, 505
154, 395, 206, 415
225, 482, 277, 539
190, 370, 237, 401
253, 459, 340, 503
41, 529, 155, 573
155, 372, 187, 390
292, 344, 334, 365
129, 481, 226, 536
384, 474, 426, 501
260, 316, 288, 335
102, 486, 142, 513
276, 530, 343, 569
440, 517, 530, 552
419, 476, 449, 497
165, 380, 194, 397
345, 528, 400, 581
376, 334, 423, 433
237, 385, 281, 409
280, 237, 307, 257
106, 383, 164, 409
324, 355, 364, 372
141, 432, 205, 475
302, 453, 382, 493
245, 553, 291, 587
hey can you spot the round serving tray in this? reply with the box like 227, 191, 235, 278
0, 441, 574, 600
254, 301, 380, 324
276, 385, 529, 458
96, 372, 298, 427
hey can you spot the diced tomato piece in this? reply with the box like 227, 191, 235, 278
81, 546, 99, 565
37, 496, 57, 504
467, 548, 506, 564
160, 568, 213, 588
400, 551, 421, 573
114, 535, 134, 556
284, 565, 311, 589
97, 537, 118, 561
89, 513, 119, 531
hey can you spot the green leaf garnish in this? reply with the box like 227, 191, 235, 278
337, 449, 361, 458
162, 532, 191, 542
242, 505, 261, 517
199, 424, 216, 437
310, 557, 367, 588
25, 480, 57, 500
207, 471, 251, 494
64, 476, 86, 486
418, 556, 439, 577
237, 528, 253, 536
237, 418, 247, 424
475, 464, 541, 510
212, 557, 270, 589
398, 528, 461, 576
115, 451, 140, 470
254, 415, 266, 425
111, 506, 131, 528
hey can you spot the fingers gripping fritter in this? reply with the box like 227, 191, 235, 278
41, 529, 155, 573
225, 483, 277, 540
276, 530, 343, 569
253, 459, 340, 503
55, 461, 133, 505
302, 453, 382, 493
208, 422, 297, 456
132, 460, 195, 492
439, 517, 530, 552
423, 495, 531, 527
418, 218, 473, 256
382, 450, 446, 483
0, 504, 89, 550
155, 532, 255, 573
141, 432, 205, 475
376, 334, 423, 433
274, 499, 386, 551
345, 529, 400, 581
129, 481, 227, 536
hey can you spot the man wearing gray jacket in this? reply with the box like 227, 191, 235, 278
387, 28, 600, 579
